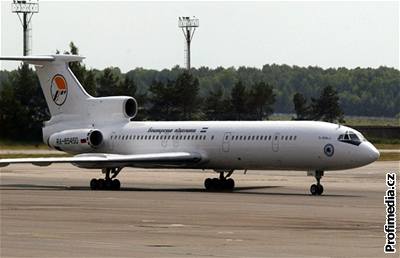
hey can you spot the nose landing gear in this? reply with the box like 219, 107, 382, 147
308, 170, 324, 195
204, 170, 235, 191
90, 167, 122, 190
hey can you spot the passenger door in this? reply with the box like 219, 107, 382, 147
222, 132, 231, 152
272, 132, 280, 152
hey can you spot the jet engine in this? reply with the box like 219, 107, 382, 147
48, 129, 103, 153
87, 97, 138, 121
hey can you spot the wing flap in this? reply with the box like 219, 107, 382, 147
0, 152, 203, 169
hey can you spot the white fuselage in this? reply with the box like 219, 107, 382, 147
79, 120, 379, 171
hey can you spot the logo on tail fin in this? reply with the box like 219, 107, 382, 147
50, 74, 68, 106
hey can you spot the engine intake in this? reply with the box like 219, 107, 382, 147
89, 130, 103, 147
124, 98, 137, 118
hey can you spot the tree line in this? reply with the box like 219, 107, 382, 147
0, 42, 398, 142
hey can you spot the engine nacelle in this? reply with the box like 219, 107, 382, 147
87, 96, 138, 122
48, 129, 103, 153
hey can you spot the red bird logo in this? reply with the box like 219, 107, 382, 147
50, 74, 68, 106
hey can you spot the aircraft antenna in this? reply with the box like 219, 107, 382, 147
178, 16, 199, 70
12, 0, 39, 56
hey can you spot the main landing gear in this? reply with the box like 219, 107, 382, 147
90, 168, 122, 190
204, 170, 235, 191
309, 170, 324, 196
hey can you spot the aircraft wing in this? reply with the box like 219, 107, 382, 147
0, 152, 203, 169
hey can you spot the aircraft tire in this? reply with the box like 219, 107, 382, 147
211, 178, 220, 190
90, 178, 98, 190
204, 178, 213, 190
317, 184, 324, 195
225, 178, 235, 190
104, 180, 113, 190
112, 179, 121, 190
310, 184, 318, 195
98, 179, 105, 190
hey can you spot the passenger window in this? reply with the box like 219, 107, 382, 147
285, 136, 288, 140
211, 135, 214, 140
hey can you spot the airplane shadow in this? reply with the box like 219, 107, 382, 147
0, 184, 360, 197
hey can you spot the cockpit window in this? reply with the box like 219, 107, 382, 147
338, 131, 362, 146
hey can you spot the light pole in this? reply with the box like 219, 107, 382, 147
12, 0, 39, 56
178, 16, 199, 70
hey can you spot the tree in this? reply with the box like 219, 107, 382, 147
174, 72, 201, 120
0, 64, 49, 141
148, 80, 178, 120
204, 87, 229, 120
247, 82, 275, 120
96, 68, 120, 96
117, 76, 137, 96
83, 69, 97, 96
311, 86, 345, 123
230, 80, 248, 120
293, 92, 310, 120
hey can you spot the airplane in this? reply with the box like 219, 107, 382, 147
0, 55, 380, 195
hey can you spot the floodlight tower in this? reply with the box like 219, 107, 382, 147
12, 0, 39, 56
178, 16, 199, 70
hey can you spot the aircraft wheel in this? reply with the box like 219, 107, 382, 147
211, 178, 220, 191
90, 178, 98, 190
225, 178, 235, 191
310, 184, 318, 195
112, 179, 121, 190
104, 180, 113, 190
97, 179, 105, 190
204, 178, 213, 190
317, 184, 324, 195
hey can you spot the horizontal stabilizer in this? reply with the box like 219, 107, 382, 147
0, 54, 84, 65
0, 56, 55, 62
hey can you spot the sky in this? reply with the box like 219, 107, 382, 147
1, 1, 399, 72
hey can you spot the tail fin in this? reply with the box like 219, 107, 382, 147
0, 55, 92, 116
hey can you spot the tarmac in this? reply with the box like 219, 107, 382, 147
0, 161, 399, 257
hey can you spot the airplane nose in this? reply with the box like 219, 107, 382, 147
366, 142, 380, 162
